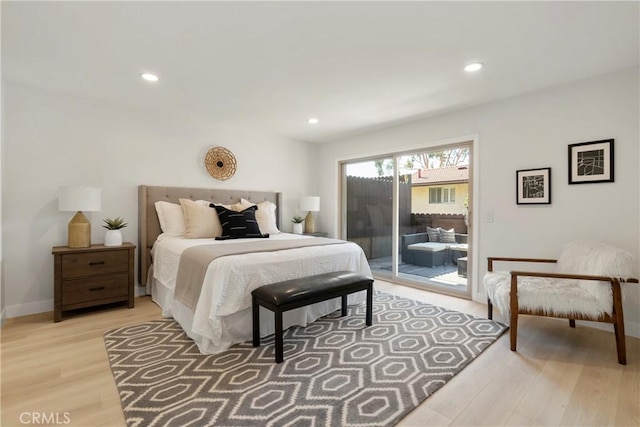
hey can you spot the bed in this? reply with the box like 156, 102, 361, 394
138, 185, 373, 354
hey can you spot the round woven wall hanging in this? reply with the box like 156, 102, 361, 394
204, 146, 237, 181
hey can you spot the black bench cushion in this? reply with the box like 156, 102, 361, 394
252, 271, 372, 307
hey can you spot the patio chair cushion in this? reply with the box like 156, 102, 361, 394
449, 243, 468, 252
407, 242, 448, 252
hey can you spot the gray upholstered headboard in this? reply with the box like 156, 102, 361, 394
138, 185, 283, 285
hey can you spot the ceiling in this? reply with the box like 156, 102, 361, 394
3, 1, 639, 143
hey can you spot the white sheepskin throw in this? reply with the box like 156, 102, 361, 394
484, 241, 637, 320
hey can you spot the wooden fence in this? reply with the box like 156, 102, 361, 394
411, 213, 468, 234
345, 175, 411, 239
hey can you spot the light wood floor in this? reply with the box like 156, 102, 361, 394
2, 281, 638, 427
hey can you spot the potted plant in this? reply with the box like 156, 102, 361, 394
103, 216, 128, 246
291, 215, 304, 234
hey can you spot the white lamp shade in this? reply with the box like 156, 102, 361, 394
59, 186, 101, 212
300, 196, 320, 212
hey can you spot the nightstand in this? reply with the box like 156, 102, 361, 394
304, 232, 328, 237
52, 242, 136, 322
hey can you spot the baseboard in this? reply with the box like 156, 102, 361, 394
6, 299, 54, 319
626, 320, 639, 338
4, 288, 148, 320
626, 321, 639, 338
1, 307, 6, 328
578, 319, 640, 338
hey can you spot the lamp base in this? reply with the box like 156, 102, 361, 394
68, 211, 91, 248
304, 212, 315, 234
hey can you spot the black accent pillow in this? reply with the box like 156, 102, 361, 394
211, 204, 269, 239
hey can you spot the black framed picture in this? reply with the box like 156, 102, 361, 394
568, 139, 614, 184
516, 167, 551, 205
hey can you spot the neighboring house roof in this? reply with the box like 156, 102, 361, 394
411, 166, 469, 185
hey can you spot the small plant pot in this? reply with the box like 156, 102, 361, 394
104, 230, 123, 246
292, 223, 303, 234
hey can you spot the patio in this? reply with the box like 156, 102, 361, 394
368, 256, 468, 288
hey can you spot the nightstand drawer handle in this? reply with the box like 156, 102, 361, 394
89, 286, 106, 291
89, 261, 105, 266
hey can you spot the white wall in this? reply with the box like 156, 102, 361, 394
3, 81, 316, 317
0, 34, 5, 325
316, 67, 640, 336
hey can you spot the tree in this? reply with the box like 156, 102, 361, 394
400, 153, 429, 171
374, 159, 393, 176
374, 148, 470, 177
425, 148, 469, 169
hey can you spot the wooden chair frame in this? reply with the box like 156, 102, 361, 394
487, 257, 638, 365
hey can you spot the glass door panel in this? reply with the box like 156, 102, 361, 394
344, 159, 394, 276
396, 149, 469, 295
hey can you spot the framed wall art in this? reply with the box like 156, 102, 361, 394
568, 139, 614, 184
516, 167, 551, 205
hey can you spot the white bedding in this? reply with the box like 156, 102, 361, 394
151, 233, 373, 353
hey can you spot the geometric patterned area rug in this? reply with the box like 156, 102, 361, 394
104, 292, 507, 427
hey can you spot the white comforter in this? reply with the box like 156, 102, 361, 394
151, 233, 372, 353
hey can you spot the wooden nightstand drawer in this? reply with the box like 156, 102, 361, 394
61, 250, 128, 279
62, 273, 129, 307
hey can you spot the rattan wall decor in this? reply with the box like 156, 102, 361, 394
204, 146, 237, 181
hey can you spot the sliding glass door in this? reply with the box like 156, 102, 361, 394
341, 143, 472, 298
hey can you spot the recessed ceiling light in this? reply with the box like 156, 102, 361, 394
464, 62, 484, 72
141, 73, 159, 82
307, 118, 319, 125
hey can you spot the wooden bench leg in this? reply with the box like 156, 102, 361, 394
487, 299, 493, 320
252, 296, 260, 347
365, 284, 373, 326
275, 309, 284, 363
341, 295, 348, 316
569, 319, 576, 328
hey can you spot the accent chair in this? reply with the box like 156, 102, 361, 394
483, 241, 638, 365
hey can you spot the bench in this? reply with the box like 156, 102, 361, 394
252, 271, 374, 363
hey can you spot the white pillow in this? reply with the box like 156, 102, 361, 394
240, 198, 280, 234
179, 198, 222, 238
154, 201, 185, 237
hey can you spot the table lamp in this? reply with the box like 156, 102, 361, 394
59, 186, 101, 248
300, 196, 320, 234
